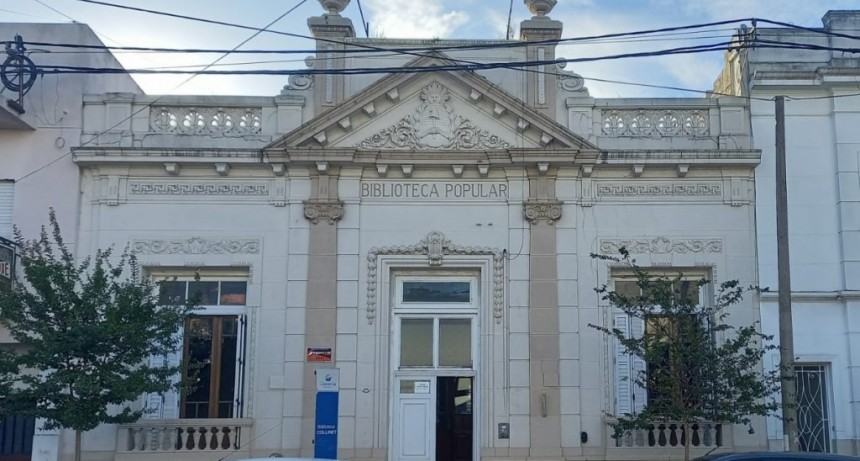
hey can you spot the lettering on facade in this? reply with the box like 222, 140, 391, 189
360, 181, 508, 201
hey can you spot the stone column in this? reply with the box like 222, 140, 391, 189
301, 167, 344, 456
524, 167, 564, 458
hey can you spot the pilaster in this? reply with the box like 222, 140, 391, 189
301, 167, 343, 456
525, 167, 563, 458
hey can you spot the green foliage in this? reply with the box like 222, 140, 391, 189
0, 210, 195, 432
589, 249, 781, 442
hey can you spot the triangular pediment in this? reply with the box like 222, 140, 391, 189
268, 54, 597, 152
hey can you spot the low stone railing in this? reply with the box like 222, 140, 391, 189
605, 420, 731, 459
117, 418, 253, 453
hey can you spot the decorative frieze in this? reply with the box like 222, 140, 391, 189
595, 182, 722, 198
599, 237, 723, 255
601, 109, 709, 137
367, 231, 505, 324
303, 199, 345, 225
358, 82, 512, 150
129, 182, 269, 197
149, 106, 262, 137
132, 237, 261, 254
524, 200, 563, 225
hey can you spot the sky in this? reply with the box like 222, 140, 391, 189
0, 0, 856, 98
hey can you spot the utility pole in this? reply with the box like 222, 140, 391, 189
775, 95, 798, 451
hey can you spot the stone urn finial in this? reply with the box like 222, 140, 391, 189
524, 0, 557, 17
318, 0, 349, 15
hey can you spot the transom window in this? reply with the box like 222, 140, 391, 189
158, 280, 247, 306
394, 276, 478, 371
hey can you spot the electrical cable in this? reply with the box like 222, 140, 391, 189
10, 29, 742, 56
15, 0, 310, 183
29, 40, 739, 75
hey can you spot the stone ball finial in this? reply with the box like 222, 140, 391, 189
318, 0, 349, 15
524, 0, 557, 17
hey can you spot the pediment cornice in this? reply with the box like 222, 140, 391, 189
267, 53, 598, 153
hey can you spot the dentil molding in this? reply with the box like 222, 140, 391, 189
366, 231, 505, 324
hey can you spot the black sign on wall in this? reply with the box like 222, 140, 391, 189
0, 237, 14, 292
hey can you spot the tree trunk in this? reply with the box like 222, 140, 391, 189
75, 429, 82, 461
683, 421, 690, 461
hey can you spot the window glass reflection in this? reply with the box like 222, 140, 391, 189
403, 282, 470, 303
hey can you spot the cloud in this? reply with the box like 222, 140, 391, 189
363, 0, 469, 39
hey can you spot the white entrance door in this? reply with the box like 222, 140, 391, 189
393, 377, 435, 461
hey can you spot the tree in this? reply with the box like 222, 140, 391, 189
589, 250, 781, 461
0, 210, 196, 461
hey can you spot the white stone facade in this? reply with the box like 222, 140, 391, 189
0, 5, 782, 461
714, 10, 860, 454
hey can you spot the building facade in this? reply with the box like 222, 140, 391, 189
714, 10, 860, 455
4, 2, 773, 461
0, 22, 143, 461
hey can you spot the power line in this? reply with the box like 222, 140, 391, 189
10, 29, 740, 56
31, 0, 77, 23
70, 0, 754, 54
15, 0, 310, 183
30, 40, 738, 76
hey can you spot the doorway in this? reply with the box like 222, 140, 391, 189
393, 376, 473, 461
390, 276, 479, 461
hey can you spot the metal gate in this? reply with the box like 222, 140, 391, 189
0, 414, 35, 461
795, 365, 832, 453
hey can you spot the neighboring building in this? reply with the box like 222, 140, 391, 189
714, 9, 860, 455
7, 2, 768, 461
0, 22, 142, 461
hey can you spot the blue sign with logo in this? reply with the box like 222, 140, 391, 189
314, 368, 339, 460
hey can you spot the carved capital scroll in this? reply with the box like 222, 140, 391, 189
524, 200, 563, 225
303, 199, 345, 225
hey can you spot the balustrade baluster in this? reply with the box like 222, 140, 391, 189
147, 428, 159, 451
658, 424, 668, 446
221, 427, 232, 449
209, 427, 219, 449
198, 427, 208, 449
132, 428, 144, 451
185, 428, 196, 450
692, 424, 701, 446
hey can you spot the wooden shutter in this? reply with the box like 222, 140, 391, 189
614, 314, 632, 415
0, 181, 13, 239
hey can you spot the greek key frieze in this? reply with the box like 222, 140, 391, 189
595, 182, 722, 198
599, 237, 723, 255
132, 237, 260, 254
129, 182, 270, 197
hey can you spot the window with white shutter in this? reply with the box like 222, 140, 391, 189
0, 181, 13, 239
612, 274, 708, 416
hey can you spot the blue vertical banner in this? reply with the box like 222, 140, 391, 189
314, 368, 339, 460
